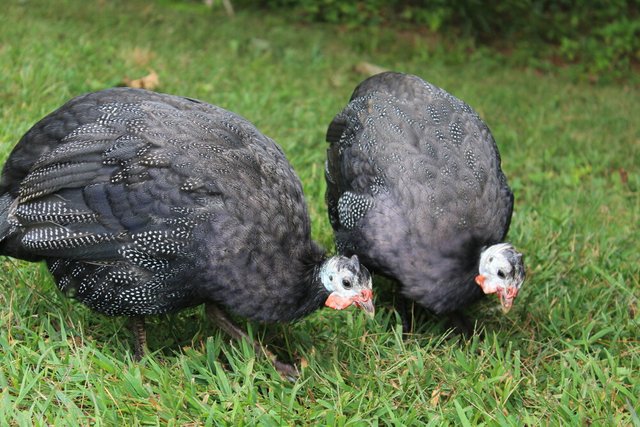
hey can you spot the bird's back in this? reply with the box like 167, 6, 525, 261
326, 72, 513, 313
1, 88, 321, 320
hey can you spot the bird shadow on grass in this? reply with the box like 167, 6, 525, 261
371, 275, 487, 342
27, 279, 490, 377
125, 306, 305, 378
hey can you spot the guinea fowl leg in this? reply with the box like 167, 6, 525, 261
395, 292, 414, 335
205, 304, 299, 379
130, 316, 147, 361
445, 311, 476, 338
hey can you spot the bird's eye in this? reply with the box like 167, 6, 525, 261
342, 278, 352, 289
329, 275, 333, 281
497, 270, 506, 279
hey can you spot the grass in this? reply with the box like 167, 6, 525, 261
0, 0, 638, 424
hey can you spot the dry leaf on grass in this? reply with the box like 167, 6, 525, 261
299, 356, 308, 369
354, 61, 388, 76
123, 71, 159, 90
430, 387, 442, 407
629, 299, 637, 319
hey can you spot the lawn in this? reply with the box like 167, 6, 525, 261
0, 0, 638, 425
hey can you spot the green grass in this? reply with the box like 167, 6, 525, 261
1, 0, 638, 425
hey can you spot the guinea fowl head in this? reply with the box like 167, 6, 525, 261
475, 243, 525, 313
319, 255, 374, 315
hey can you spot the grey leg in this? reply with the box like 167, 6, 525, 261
130, 316, 147, 361
396, 292, 414, 335
205, 303, 299, 380
446, 310, 478, 338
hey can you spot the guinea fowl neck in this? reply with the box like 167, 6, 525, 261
286, 252, 331, 321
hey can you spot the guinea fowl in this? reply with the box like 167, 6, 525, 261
0, 88, 374, 374
325, 72, 525, 332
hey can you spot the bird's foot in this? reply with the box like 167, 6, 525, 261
271, 358, 299, 381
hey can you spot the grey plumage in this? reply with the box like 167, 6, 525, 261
0, 88, 354, 323
326, 72, 517, 315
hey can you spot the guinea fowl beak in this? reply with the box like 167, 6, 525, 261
475, 275, 518, 313
325, 289, 375, 316
354, 289, 375, 316
497, 286, 518, 313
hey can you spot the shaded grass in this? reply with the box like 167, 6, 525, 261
0, 0, 638, 424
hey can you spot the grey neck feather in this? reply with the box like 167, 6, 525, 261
285, 261, 330, 321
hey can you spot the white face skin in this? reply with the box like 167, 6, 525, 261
320, 255, 374, 314
475, 243, 525, 313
